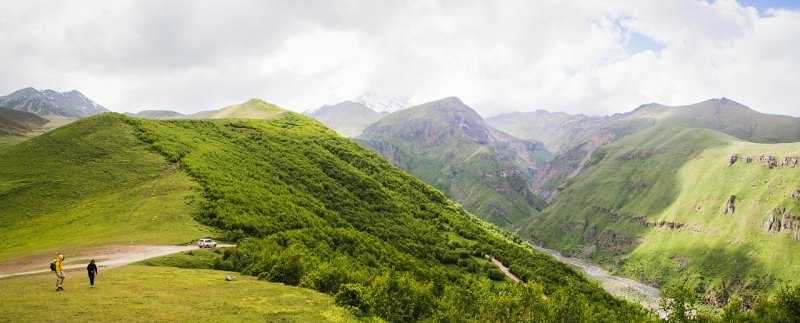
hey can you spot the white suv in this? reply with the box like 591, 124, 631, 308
198, 238, 217, 248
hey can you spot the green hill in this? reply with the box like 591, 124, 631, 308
357, 97, 551, 229
0, 103, 649, 321
522, 125, 800, 306
187, 98, 286, 119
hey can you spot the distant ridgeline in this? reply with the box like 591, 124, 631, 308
2, 101, 647, 321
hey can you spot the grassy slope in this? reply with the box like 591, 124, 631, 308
0, 113, 213, 261
523, 125, 800, 303
0, 265, 356, 322
188, 98, 286, 119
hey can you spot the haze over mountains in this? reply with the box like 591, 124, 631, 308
305, 101, 386, 137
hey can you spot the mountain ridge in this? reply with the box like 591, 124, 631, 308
0, 87, 110, 118
358, 96, 551, 228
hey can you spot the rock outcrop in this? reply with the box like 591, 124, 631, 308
763, 207, 800, 241
723, 195, 736, 214
728, 154, 738, 166
792, 189, 800, 200
734, 155, 798, 168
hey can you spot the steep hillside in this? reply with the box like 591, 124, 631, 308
357, 97, 551, 228
487, 110, 619, 154
522, 125, 800, 306
125, 110, 186, 119
0, 105, 648, 321
187, 98, 286, 119
306, 101, 385, 137
0, 114, 212, 261
0, 87, 109, 118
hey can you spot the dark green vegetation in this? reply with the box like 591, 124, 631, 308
659, 284, 800, 322
306, 100, 386, 137
357, 97, 550, 229
522, 125, 800, 307
111, 101, 650, 321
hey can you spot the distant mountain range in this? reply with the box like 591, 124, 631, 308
305, 101, 387, 137
357, 97, 550, 228
0, 87, 109, 118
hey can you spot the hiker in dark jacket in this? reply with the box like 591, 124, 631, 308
87, 260, 98, 288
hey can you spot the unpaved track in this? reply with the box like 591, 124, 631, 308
489, 257, 520, 282
0, 244, 235, 279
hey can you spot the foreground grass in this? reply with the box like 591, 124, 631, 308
0, 265, 358, 322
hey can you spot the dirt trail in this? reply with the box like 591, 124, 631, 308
0, 244, 235, 279
529, 244, 664, 316
489, 257, 520, 283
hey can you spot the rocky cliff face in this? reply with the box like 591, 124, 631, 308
530, 128, 616, 202
0, 88, 109, 118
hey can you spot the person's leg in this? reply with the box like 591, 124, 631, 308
89, 274, 95, 287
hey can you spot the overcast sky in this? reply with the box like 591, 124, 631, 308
1, 0, 798, 117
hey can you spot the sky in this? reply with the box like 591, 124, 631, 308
1, 0, 799, 117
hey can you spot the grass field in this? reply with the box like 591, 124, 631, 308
0, 265, 359, 322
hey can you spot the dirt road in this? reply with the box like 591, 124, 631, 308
0, 244, 235, 279
489, 257, 520, 282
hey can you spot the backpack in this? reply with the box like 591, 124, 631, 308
50, 259, 56, 272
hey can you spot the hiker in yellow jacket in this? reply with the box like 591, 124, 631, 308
55, 255, 65, 291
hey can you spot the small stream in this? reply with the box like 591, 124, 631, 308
529, 244, 664, 316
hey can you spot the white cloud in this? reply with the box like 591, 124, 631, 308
0, 0, 797, 117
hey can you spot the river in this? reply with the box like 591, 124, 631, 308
529, 244, 665, 316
